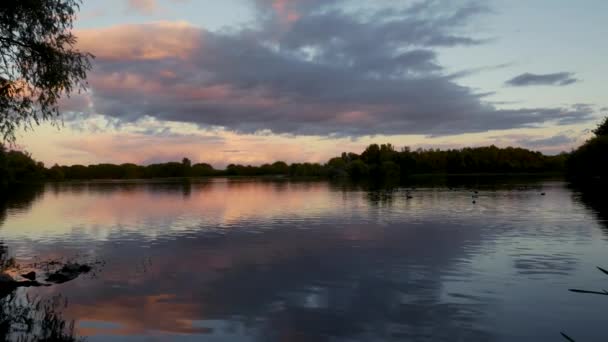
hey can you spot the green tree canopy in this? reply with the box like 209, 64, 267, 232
0, 0, 92, 142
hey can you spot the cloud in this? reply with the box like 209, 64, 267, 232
518, 134, 576, 148
72, 1, 593, 138
447, 62, 513, 79
488, 131, 584, 154
505, 72, 579, 87
125, 0, 158, 15
77, 21, 201, 61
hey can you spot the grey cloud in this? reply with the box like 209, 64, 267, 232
447, 63, 513, 80
571, 103, 594, 112
77, 1, 593, 137
505, 72, 579, 87
490, 133, 578, 154
519, 134, 576, 148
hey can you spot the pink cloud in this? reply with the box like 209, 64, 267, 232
333, 111, 373, 125
63, 3, 592, 149
272, 0, 300, 24
21, 126, 361, 168
76, 22, 201, 61
88, 70, 270, 106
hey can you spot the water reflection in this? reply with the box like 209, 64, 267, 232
0, 179, 607, 341
31, 221, 491, 340
0, 185, 44, 227
0, 236, 81, 341
0, 292, 80, 341
570, 183, 608, 233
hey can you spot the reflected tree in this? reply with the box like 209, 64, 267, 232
0, 185, 43, 227
0, 186, 90, 341
0, 292, 82, 341
569, 183, 608, 234
0, 244, 83, 341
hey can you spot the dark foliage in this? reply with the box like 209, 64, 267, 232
54, 161, 219, 180
217, 144, 564, 179
0, 144, 45, 187
1, 142, 569, 185
566, 116, 608, 183
593, 116, 608, 137
0, 0, 92, 142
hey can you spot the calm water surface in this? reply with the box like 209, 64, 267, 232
1, 178, 608, 341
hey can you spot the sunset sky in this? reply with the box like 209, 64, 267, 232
16, 0, 608, 168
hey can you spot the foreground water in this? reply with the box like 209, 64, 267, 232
1, 178, 608, 341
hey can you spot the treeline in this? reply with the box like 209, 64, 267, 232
567, 116, 608, 184
219, 144, 567, 180
2, 143, 571, 186
47, 158, 217, 180
324, 144, 567, 179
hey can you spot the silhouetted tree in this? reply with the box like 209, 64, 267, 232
0, 144, 7, 187
0, 0, 93, 142
567, 116, 608, 183
191, 163, 215, 177
46, 164, 65, 181
593, 116, 608, 137
0, 145, 45, 186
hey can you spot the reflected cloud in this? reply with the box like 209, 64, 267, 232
1, 180, 337, 240
32, 221, 494, 341
1, 179, 604, 341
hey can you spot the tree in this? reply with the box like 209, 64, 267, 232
0, 0, 93, 142
593, 116, 608, 137
566, 116, 608, 182
0, 144, 7, 187
0, 147, 45, 184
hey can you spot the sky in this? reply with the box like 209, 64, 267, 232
15, 0, 608, 167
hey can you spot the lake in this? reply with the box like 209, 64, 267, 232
1, 178, 607, 341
